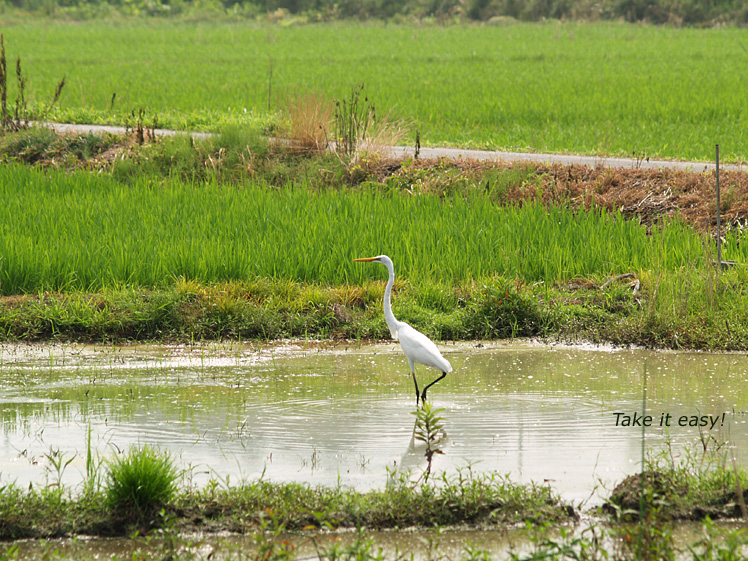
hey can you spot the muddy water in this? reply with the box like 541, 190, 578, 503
13, 520, 745, 561
1, 341, 746, 505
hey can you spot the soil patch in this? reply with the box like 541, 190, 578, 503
603, 470, 748, 521
381, 158, 748, 235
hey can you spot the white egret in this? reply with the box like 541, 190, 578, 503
354, 255, 452, 405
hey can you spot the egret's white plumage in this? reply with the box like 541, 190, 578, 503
354, 255, 452, 405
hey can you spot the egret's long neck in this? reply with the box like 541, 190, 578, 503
382, 260, 399, 338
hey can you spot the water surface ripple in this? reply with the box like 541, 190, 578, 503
1, 341, 745, 504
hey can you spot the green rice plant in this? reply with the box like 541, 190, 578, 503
4, 22, 748, 161
104, 445, 179, 516
0, 164, 738, 296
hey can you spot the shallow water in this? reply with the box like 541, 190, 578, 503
10, 519, 745, 561
1, 340, 746, 506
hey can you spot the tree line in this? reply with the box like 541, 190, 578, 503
14, 0, 748, 25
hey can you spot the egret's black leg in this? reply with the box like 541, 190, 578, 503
412, 371, 421, 406
420, 372, 447, 403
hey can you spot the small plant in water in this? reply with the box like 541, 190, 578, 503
105, 445, 179, 517
43, 447, 75, 488
412, 402, 446, 482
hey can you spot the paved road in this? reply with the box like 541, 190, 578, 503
48, 122, 748, 173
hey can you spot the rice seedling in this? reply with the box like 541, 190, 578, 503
411, 402, 446, 482
104, 445, 179, 516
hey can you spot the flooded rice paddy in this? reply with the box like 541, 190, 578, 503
1, 340, 746, 505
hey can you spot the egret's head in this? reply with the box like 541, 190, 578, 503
353, 255, 392, 267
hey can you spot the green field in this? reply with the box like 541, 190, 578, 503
0, 163, 732, 295
2, 20, 748, 348
4, 20, 748, 162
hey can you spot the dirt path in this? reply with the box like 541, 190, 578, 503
47, 122, 748, 173
44, 121, 748, 234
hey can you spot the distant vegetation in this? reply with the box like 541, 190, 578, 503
1, 18, 747, 349
6, 0, 748, 24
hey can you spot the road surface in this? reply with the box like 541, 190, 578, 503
46, 122, 747, 173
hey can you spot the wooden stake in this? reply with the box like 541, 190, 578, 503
716, 144, 721, 268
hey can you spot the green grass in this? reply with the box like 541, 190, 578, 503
105, 446, 180, 517
604, 444, 748, 521
0, 469, 571, 540
2, 21, 748, 161
5, 269, 748, 349
2, 446, 748, 561
0, 164, 734, 296
195, 470, 568, 531
4, 157, 748, 350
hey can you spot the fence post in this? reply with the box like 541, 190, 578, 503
716, 144, 721, 268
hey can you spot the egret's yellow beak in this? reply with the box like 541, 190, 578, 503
353, 257, 377, 262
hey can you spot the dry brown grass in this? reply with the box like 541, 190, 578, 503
350, 111, 412, 172
378, 158, 748, 234
282, 90, 333, 153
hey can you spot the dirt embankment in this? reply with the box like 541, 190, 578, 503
383, 159, 748, 236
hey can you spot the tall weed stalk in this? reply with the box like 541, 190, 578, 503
0, 34, 65, 132
333, 83, 374, 159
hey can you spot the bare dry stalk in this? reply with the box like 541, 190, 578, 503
48, 76, 66, 114
0, 34, 8, 130
14, 57, 27, 123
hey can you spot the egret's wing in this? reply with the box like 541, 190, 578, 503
397, 323, 452, 373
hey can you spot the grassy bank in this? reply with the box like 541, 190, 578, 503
3, 21, 748, 161
0, 468, 570, 540
2, 442, 748, 561
2, 126, 748, 350
4, 271, 748, 350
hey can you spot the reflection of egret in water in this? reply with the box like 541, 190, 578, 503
389, 408, 451, 485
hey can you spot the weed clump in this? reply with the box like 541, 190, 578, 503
603, 439, 748, 522
104, 446, 179, 518
282, 90, 333, 153
0, 127, 116, 165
